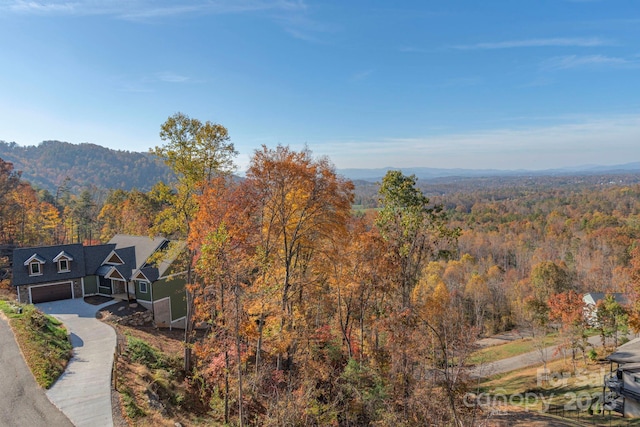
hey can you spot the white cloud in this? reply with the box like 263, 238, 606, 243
155, 72, 189, 83
117, 85, 153, 93
542, 54, 636, 70
6, 1, 78, 13
350, 69, 373, 82
452, 37, 609, 50
121, 0, 307, 20
1, 0, 307, 18
399, 46, 430, 53
276, 10, 337, 44
283, 27, 323, 43
2, 0, 325, 45
438, 77, 482, 88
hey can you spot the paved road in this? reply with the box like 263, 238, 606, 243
0, 313, 73, 427
471, 334, 615, 378
38, 299, 117, 427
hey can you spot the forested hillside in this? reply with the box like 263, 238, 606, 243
0, 140, 173, 194
2, 121, 640, 425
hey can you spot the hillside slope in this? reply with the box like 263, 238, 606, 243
0, 140, 173, 194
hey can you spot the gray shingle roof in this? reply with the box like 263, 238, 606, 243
108, 235, 168, 269
137, 266, 160, 282
84, 244, 116, 274
13, 235, 179, 287
95, 265, 114, 277
108, 235, 176, 280
13, 243, 87, 286
583, 292, 628, 306
111, 245, 137, 281
23, 253, 47, 265
52, 251, 73, 262
607, 338, 640, 364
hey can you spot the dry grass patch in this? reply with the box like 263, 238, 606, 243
476, 358, 606, 407
483, 406, 587, 427
0, 278, 16, 301
472, 358, 640, 426
108, 322, 212, 426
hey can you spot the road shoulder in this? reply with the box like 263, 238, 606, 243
0, 312, 73, 427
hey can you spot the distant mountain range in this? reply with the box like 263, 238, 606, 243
338, 163, 640, 182
1, 140, 638, 193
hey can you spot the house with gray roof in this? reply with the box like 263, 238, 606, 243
583, 292, 628, 326
12, 235, 187, 328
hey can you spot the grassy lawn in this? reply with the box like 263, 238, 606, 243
471, 329, 607, 366
473, 358, 640, 426
470, 334, 558, 365
0, 300, 72, 388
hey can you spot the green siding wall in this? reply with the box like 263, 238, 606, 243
98, 285, 112, 295
135, 282, 152, 302
151, 277, 186, 321
83, 276, 98, 294
163, 262, 185, 277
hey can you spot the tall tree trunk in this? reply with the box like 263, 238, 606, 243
255, 312, 264, 378
224, 350, 230, 424
235, 283, 244, 426
360, 302, 365, 366
184, 250, 195, 372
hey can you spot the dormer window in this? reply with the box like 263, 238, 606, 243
58, 259, 69, 272
24, 254, 46, 277
30, 262, 41, 275
53, 251, 73, 273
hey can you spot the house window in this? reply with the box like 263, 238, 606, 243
139, 281, 148, 294
58, 259, 70, 273
634, 376, 640, 384
29, 262, 42, 276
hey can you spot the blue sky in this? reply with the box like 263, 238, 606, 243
1, 0, 639, 171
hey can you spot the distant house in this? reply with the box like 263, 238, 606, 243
583, 292, 628, 326
12, 235, 187, 328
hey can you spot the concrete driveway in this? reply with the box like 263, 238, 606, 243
0, 314, 73, 427
37, 298, 117, 427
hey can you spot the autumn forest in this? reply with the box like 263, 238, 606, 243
1, 113, 640, 426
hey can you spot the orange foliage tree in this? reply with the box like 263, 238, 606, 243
189, 146, 355, 425
547, 290, 588, 370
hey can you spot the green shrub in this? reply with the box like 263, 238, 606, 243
151, 369, 172, 391
126, 335, 180, 371
127, 335, 165, 369
121, 388, 146, 419
171, 392, 185, 408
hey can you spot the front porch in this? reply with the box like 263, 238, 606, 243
112, 292, 136, 302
